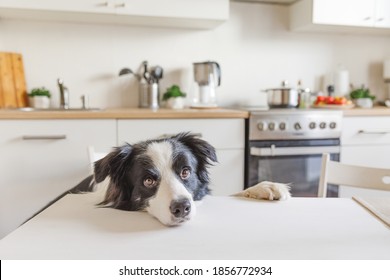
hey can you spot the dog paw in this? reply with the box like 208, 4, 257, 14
234, 181, 291, 201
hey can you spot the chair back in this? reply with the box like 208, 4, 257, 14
87, 146, 108, 174
318, 153, 390, 197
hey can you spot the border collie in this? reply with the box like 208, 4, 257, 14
71, 132, 290, 226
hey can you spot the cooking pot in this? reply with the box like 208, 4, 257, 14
263, 81, 299, 108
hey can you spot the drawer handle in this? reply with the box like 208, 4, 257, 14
114, 3, 126, 8
159, 133, 203, 139
97, 2, 109, 7
358, 130, 390, 135
22, 135, 67, 140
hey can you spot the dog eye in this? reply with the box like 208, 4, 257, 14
143, 176, 157, 188
180, 167, 191, 180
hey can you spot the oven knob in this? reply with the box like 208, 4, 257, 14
319, 122, 326, 129
294, 122, 301, 130
279, 122, 286, 130
329, 122, 337, 129
257, 122, 267, 131
268, 122, 275, 131
309, 122, 316, 129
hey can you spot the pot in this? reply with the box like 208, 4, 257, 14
263, 81, 299, 108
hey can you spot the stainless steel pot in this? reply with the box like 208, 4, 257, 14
263, 81, 299, 108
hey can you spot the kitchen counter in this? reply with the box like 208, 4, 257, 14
342, 106, 390, 117
1, 106, 390, 119
0, 108, 249, 119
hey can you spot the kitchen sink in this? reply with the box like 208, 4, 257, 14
13, 107, 103, 112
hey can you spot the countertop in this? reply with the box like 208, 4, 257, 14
342, 106, 390, 116
0, 107, 249, 119
0, 193, 389, 259
1, 106, 390, 119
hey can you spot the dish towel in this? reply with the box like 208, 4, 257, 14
353, 197, 390, 227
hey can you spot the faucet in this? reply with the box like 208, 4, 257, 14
57, 78, 69, 109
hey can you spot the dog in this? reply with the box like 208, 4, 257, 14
71, 132, 291, 226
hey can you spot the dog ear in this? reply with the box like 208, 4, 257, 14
94, 144, 135, 210
94, 144, 132, 183
94, 144, 133, 183
174, 132, 218, 184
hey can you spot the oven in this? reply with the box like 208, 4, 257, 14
245, 109, 343, 197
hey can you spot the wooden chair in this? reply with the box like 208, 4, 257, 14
318, 153, 390, 197
87, 146, 107, 174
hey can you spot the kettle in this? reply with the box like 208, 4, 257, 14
192, 61, 221, 108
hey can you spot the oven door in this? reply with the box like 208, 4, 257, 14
246, 139, 340, 197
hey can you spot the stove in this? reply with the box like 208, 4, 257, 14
249, 109, 343, 140
245, 109, 343, 197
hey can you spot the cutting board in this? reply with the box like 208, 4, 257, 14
0, 52, 28, 108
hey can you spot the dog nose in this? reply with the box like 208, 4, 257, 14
170, 198, 191, 218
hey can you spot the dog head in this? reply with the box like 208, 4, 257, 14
94, 133, 217, 226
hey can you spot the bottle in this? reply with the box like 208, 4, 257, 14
298, 80, 310, 109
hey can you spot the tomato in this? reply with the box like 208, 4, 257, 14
314, 95, 349, 106
316, 96, 326, 102
325, 96, 335, 104
334, 97, 347, 105
315, 96, 326, 105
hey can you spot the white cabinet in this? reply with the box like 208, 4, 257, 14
340, 116, 390, 198
117, 119, 245, 196
313, 0, 374, 27
290, 0, 390, 34
0, 120, 116, 239
0, 0, 113, 13
0, 0, 229, 29
375, 0, 390, 27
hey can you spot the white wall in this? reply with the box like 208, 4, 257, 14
1, 2, 390, 108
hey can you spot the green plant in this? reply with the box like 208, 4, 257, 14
28, 87, 51, 98
349, 86, 375, 100
162, 85, 186, 101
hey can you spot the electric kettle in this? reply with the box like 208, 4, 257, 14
192, 61, 221, 108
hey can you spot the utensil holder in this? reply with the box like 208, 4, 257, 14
139, 82, 159, 109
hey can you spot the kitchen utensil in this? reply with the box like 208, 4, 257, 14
118, 61, 162, 109
119, 68, 134, 76
263, 81, 299, 108
142, 61, 151, 83
0, 52, 28, 108
139, 62, 161, 109
148, 82, 159, 109
192, 61, 221, 108
150, 66, 163, 83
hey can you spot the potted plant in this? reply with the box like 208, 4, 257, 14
28, 87, 51, 109
162, 85, 186, 109
349, 86, 375, 108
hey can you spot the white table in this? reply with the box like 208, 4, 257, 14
0, 194, 389, 260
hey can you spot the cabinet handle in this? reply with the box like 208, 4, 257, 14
363, 16, 371, 21
22, 135, 67, 140
250, 145, 340, 157
376, 18, 384, 22
358, 130, 390, 135
114, 3, 126, 8
159, 133, 203, 139
97, 1, 109, 7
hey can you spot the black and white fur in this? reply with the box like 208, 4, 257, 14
85, 132, 217, 226
64, 133, 290, 226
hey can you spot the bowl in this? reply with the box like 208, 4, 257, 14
354, 98, 373, 108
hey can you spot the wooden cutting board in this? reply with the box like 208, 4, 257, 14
0, 52, 28, 108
